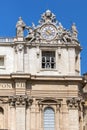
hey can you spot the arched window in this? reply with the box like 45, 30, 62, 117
0, 107, 4, 129
44, 107, 55, 130
0, 107, 4, 114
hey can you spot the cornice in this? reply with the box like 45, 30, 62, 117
0, 74, 83, 82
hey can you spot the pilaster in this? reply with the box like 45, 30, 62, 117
62, 99, 69, 130
68, 48, 75, 75
9, 96, 33, 130
14, 44, 24, 72
67, 98, 80, 130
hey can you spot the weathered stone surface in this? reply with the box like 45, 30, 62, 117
0, 10, 84, 130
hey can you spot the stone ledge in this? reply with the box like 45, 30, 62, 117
0, 74, 83, 82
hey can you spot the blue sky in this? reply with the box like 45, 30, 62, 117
0, 0, 87, 75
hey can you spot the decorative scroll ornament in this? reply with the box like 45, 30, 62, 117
8, 95, 33, 107
14, 44, 24, 53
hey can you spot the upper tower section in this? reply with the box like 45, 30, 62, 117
14, 10, 81, 76
0, 10, 81, 76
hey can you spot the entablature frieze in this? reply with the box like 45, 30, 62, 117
0, 83, 13, 89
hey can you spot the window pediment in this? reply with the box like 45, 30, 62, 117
38, 97, 61, 105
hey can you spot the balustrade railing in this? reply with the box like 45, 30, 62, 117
0, 38, 14, 43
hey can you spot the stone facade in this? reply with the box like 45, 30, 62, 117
0, 10, 85, 130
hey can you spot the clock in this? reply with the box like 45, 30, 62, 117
41, 25, 57, 41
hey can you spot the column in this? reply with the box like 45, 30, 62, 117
15, 96, 28, 130
67, 98, 80, 130
26, 98, 33, 130
36, 46, 40, 73
68, 48, 75, 75
57, 47, 62, 74
9, 98, 16, 130
17, 49, 24, 72
62, 99, 69, 130
16, 106, 26, 130
14, 44, 24, 72
26, 108, 31, 130
9, 96, 33, 130
56, 104, 61, 130
38, 104, 43, 130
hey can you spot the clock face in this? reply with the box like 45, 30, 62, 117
41, 25, 57, 41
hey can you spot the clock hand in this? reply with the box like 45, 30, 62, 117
46, 30, 52, 35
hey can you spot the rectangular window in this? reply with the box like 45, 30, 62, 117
42, 51, 55, 69
0, 57, 5, 68
0, 57, 4, 66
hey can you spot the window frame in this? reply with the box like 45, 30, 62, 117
0, 55, 5, 69
41, 50, 56, 70
43, 107, 55, 130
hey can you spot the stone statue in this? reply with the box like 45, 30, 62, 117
71, 23, 78, 39
16, 17, 26, 37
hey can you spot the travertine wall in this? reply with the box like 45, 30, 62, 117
0, 10, 83, 130
0, 76, 83, 130
0, 44, 80, 76
0, 46, 14, 74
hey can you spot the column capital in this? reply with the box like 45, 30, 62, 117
66, 97, 80, 109
8, 95, 33, 107
14, 44, 24, 53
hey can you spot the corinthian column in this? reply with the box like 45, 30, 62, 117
56, 104, 61, 130
67, 98, 80, 130
9, 97, 16, 130
26, 98, 33, 130
9, 95, 33, 130
62, 99, 69, 130
15, 96, 26, 130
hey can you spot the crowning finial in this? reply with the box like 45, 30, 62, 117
45, 10, 52, 17
39, 10, 58, 25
